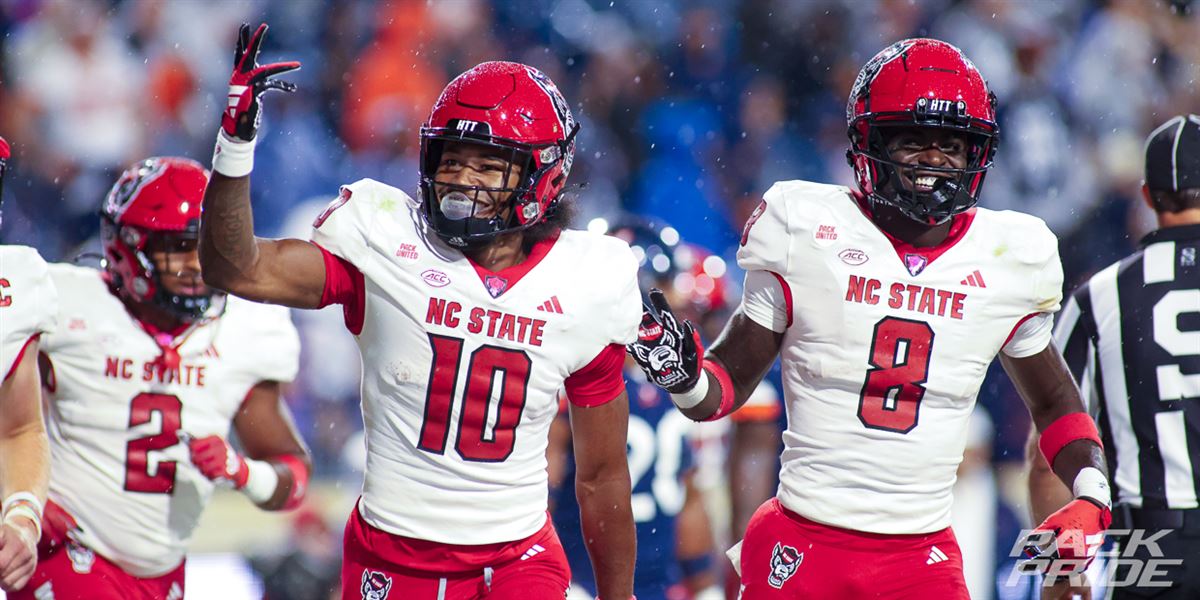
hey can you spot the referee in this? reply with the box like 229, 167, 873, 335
1029, 114, 1200, 599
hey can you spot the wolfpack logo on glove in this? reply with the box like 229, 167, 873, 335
768, 542, 803, 589
361, 570, 392, 600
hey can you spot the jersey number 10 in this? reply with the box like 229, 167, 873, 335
418, 334, 531, 462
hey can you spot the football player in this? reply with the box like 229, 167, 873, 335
629, 38, 1110, 598
549, 219, 722, 600
12, 156, 310, 600
0, 136, 57, 593
199, 24, 640, 600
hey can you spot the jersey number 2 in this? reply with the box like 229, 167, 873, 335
418, 334, 531, 462
125, 392, 182, 493
858, 317, 934, 434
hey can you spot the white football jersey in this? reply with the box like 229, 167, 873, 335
1, 246, 58, 380
738, 180, 1062, 534
40, 264, 300, 577
312, 179, 642, 545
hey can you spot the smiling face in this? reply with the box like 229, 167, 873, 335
881, 126, 970, 194
433, 141, 525, 221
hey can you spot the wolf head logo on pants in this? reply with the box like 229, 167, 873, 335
768, 542, 803, 589
361, 570, 392, 600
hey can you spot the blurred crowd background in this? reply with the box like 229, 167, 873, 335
1, 0, 1197, 598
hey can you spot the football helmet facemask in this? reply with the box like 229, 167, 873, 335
846, 38, 999, 225
101, 157, 225, 323
420, 61, 579, 249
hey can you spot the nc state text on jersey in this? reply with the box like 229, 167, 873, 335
845, 275, 966, 320
105, 356, 207, 386
426, 297, 548, 346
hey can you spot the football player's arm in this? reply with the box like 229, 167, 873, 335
230, 381, 312, 511
200, 22, 325, 309
1003, 343, 1107, 496
679, 312, 783, 421
1026, 426, 1074, 525
200, 174, 328, 309
569, 392, 636, 600
188, 381, 311, 510
0, 340, 49, 591
675, 471, 719, 597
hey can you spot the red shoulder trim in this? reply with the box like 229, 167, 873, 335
4, 334, 40, 383
1002, 312, 1040, 350
314, 243, 366, 335
768, 271, 793, 328
467, 231, 560, 297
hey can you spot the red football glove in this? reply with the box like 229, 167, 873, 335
1023, 498, 1112, 576
222, 23, 300, 141
189, 435, 250, 489
37, 500, 82, 554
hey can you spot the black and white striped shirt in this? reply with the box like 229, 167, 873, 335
1054, 224, 1200, 510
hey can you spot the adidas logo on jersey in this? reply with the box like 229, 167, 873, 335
960, 270, 986, 288
520, 544, 546, 560
926, 545, 948, 565
536, 296, 563, 314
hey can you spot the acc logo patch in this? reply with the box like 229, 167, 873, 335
838, 248, 868, 266
768, 542, 803, 589
361, 570, 393, 600
421, 269, 451, 288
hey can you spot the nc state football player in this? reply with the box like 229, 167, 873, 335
200, 24, 639, 600
12, 156, 310, 600
0, 136, 56, 593
628, 38, 1110, 598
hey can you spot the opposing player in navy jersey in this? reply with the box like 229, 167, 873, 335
550, 220, 721, 600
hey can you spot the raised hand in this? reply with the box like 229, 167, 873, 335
222, 23, 300, 141
627, 289, 703, 393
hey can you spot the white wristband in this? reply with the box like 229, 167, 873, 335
212, 130, 257, 178
2, 492, 43, 541
669, 372, 709, 409
1073, 466, 1111, 508
241, 457, 280, 505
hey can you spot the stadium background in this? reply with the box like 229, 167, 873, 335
0, 0, 1196, 598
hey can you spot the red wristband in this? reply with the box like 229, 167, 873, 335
702, 359, 736, 422
1039, 412, 1102, 469
275, 454, 310, 510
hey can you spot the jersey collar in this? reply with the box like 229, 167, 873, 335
467, 230, 560, 298
850, 190, 976, 273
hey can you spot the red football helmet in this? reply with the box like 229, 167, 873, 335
420, 61, 579, 248
100, 157, 223, 322
846, 38, 999, 224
